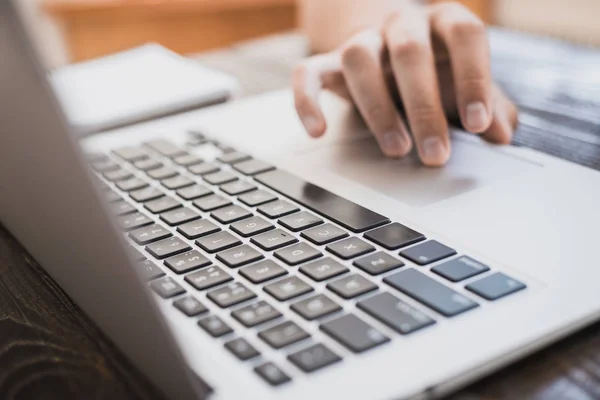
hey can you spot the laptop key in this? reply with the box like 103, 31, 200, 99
146, 236, 191, 259
254, 363, 291, 386
160, 207, 200, 226
400, 240, 457, 266
165, 250, 211, 274
225, 338, 260, 361
173, 296, 208, 317
118, 212, 153, 231
432, 256, 490, 282
233, 159, 275, 176
196, 231, 242, 253
185, 266, 233, 290
110, 200, 136, 216
116, 178, 148, 192
176, 184, 212, 200
278, 211, 323, 232
148, 167, 178, 180
231, 300, 282, 327
188, 162, 220, 176
274, 242, 322, 266
92, 159, 119, 173
144, 139, 187, 158
144, 196, 182, 214
173, 154, 203, 167
112, 146, 148, 162
133, 158, 162, 171
288, 344, 341, 373
301, 223, 349, 245
193, 194, 232, 212
104, 190, 122, 203
136, 260, 165, 281
251, 229, 298, 251
220, 180, 256, 196
258, 321, 310, 349
230, 216, 274, 238
258, 200, 299, 219
198, 315, 233, 337
129, 224, 172, 245
130, 186, 164, 203
208, 282, 256, 308
104, 168, 134, 182
150, 277, 186, 298
384, 269, 478, 317
264, 276, 314, 301
162, 175, 194, 190
211, 205, 252, 224
354, 252, 404, 275
239, 260, 287, 284
291, 294, 341, 320
327, 274, 378, 299
326, 237, 375, 260
216, 245, 264, 268
320, 314, 389, 353
357, 292, 435, 334
217, 151, 251, 164
299, 258, 349, 282
204, 171, 238, 186
128, 246, 146, 261
466, 272, 526, 300
177, 219, 220, 239
238, 190, 277, 207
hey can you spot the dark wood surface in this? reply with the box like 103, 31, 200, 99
2, 31, 600, 400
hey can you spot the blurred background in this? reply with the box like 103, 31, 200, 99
19, 0, 600, 69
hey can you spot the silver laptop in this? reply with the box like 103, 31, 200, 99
3, 2, 600, 399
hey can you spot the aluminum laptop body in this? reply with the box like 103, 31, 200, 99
3, 1, 600, 399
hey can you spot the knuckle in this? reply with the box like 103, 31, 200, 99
409, 103, 445, 132
460, 75, 487, 96
341, 43, 370, 71
436, 1, 469, 15
448, 19, 486, 41
390, 38, 428, 65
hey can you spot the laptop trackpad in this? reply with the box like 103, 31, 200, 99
301, 135, 541, 208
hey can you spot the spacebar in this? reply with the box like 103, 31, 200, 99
255, 169, 389, 233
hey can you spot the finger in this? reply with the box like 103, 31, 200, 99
482, 84, 518, 144
321, 70, 353, 102
384, 4, 450, 166
430, 2, 492, 133
292, 53, 342, 138
340, 29, 412, 157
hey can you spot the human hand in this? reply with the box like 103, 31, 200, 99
293, 1, 518, 166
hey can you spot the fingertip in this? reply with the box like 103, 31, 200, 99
301, 114, 327, 138
419, 136, 451, 167
463, 101, 492, 134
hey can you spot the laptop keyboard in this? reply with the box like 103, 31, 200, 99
87, 133, 527, 387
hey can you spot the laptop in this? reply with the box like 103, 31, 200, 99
2, 1, 600, 399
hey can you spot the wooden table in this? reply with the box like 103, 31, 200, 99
1, 31, 600, 400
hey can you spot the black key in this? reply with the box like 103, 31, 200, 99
173, 296, 208, 316
185, 266, 233, 290
357, 292, 435, 334
257, 200, 299, 219
208, 282, 256, 308
466, 272, 526, 300
128, 246, 146, 261
299, 258, 349, 282
239, 260, 287, 284
204, 171, 238, 186
193, 194, 232, 212
176, 184, 212, 200
288, 344, 341, 373
104, 168, 133, 182
117, 212, 153, 231
251, 229, 298, 251
146, 236, 191, 259
160, 207, 200, 226
130, 186, 164, 203
129, 224, 172, 245
217, 151, 251, 164
384, 269, 478, 317
320, 314, 389, 353
188, 162, 220, 176
173, 154, 203, 167
258, 321, 310, 349
291, 294, 341, 320
92, 159, 119, 173
238, 190, 277, 207
113, 146, 148, 162
116, 178, 149, 192
254, 363, 291, 386
400, 240, 457, 266
301, 223, 349, 245
198, 315, 233, 337
104, 190, 122, 203
326, 237, 375, 260
256, 169, 389, 233
278, 211, 323, 232
145, 196, 182, 214
274, 242, 322, 266
225, 338, 260, 361
354, 252, 404, 275
231, 301, 282, 327
150, 277, 186, 298
110, 200, 136, 216
327, 274, 378, 299
162, 175, 194, 190
216, 245, 264, 268
144, 139, 187, 158
211, 205, 252, 224
233, 159, 275, 176
136, 259, 165, 281
196, 231, 242, 254
220, 180, 256, 196
134, 158, 162, 171
364, 222, 425, 250
165, 250, 211, 273
147, 167, 179, 180
230, 216, 274, 237
264, 276, 314, 301
177, 219, 220, 239
432, 256, 490, 282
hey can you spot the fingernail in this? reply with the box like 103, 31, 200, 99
466, 102, 488, 132
422, 137, 448, 165
382, 132, 409, 157
301, 115, 321, 137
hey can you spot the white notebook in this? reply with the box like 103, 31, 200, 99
50, 44, 240, 135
